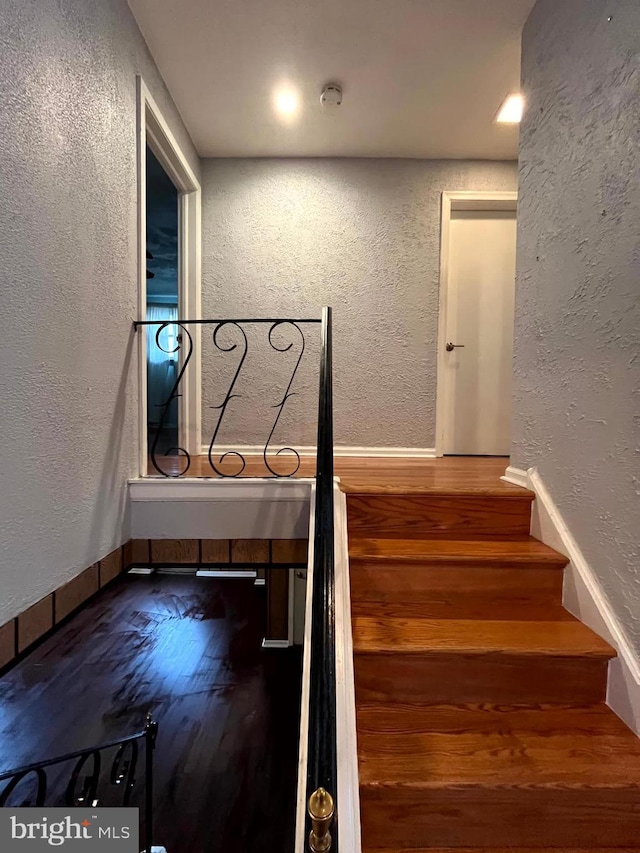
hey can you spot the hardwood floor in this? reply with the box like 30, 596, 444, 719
347, 458, 640, 851
0, 575, 301, 853
148, 453, 518, 493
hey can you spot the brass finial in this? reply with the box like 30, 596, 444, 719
308, 787, 334, 852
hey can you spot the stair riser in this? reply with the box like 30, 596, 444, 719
351, 565, 565, 620
355, 653, 608, 705
347, 495, 532, 539
360, 787, 640, 849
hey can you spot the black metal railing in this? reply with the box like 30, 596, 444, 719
134, 317, 322, 478
306, 307, 338, 852
0, 715, 158, 853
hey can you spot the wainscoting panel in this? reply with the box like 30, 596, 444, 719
0, 544, 129, 672
232, 539, 269, 564
1, 535, 309, 672
273, 539, 308, 564
0, 621, 15, 668
99, 548, 123, 587
150, 539, 199, 565
17, 595, 53, 653
202, 539, 231, 564
55, 565, 99, 623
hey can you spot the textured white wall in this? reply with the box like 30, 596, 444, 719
0, 0, 200, 624
514, 1, 640, 650
201, 159, 517, 452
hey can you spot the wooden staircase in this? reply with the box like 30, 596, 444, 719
346, 470, 640, 851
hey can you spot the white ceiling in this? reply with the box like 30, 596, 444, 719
128, 0, 535, 160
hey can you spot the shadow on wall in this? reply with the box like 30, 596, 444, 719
88, 328, 136, 559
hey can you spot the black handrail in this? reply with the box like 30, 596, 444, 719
0, 715, 158, 853
306, 306, 338, 852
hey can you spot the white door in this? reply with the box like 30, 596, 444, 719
442, 206, 517, 455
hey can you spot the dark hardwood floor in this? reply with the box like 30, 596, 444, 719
0, 575, 301, 853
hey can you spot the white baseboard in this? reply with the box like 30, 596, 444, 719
201, 444, 436, 459
337, 446, 435, 458
500, 465, 529, 488
254, 577, 266, 587
334, 487, 362, 853
295, 484, 315, 853
128, 567, 155, 575
508, 463, 640, 734
196, 570, 256, 579
261, 638, 290, 649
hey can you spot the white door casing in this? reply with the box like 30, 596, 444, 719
136, 77, 202, 476
436, 192, 517, 456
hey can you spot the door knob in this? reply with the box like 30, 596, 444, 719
446, 342, 465, 352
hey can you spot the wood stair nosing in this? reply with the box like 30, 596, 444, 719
351, 598, 576, 621
341, 482, 535, 497
348, 536, 569, 568
355, 702, 633, 735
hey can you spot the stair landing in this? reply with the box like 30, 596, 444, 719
148, 453, 521, 489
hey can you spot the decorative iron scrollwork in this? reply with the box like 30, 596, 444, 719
208, 322, 249, 477
263, 321, 305, 477
206, 319, 309, 478
0, 716, 157, 852
0, 768, 47, 807
149, 322, 194, 478
65, 749, 101, 807
109, 740, 139, 805
136, 316, 322, 478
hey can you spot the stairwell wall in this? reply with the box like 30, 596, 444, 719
513, 0, 640, 653
200, 158, 517, 452
0, 0, 200, 626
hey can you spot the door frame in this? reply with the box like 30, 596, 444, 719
435, 191, 518, 457
136, 76, 202, 476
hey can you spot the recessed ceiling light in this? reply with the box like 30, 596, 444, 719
273, 85, 300, 120
496, 93, 524, 124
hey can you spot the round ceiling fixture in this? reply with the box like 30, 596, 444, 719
320, 83, 343, 108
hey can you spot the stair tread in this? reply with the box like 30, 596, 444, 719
352, 598, 576, 621
353, 616, 615, 657
357, 703, 640, 789
350, 536, 567, 564
357, 702, 633, 734
340, 482, 534, 498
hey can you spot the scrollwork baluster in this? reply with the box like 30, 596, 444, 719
263, 321, 305, 477
0, 768, 47, 807
0, 717, 158, 850
65, 750, 101, 807
110, 740, 139, 806
207, 322, 248, 477
149, 322, 194, 478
